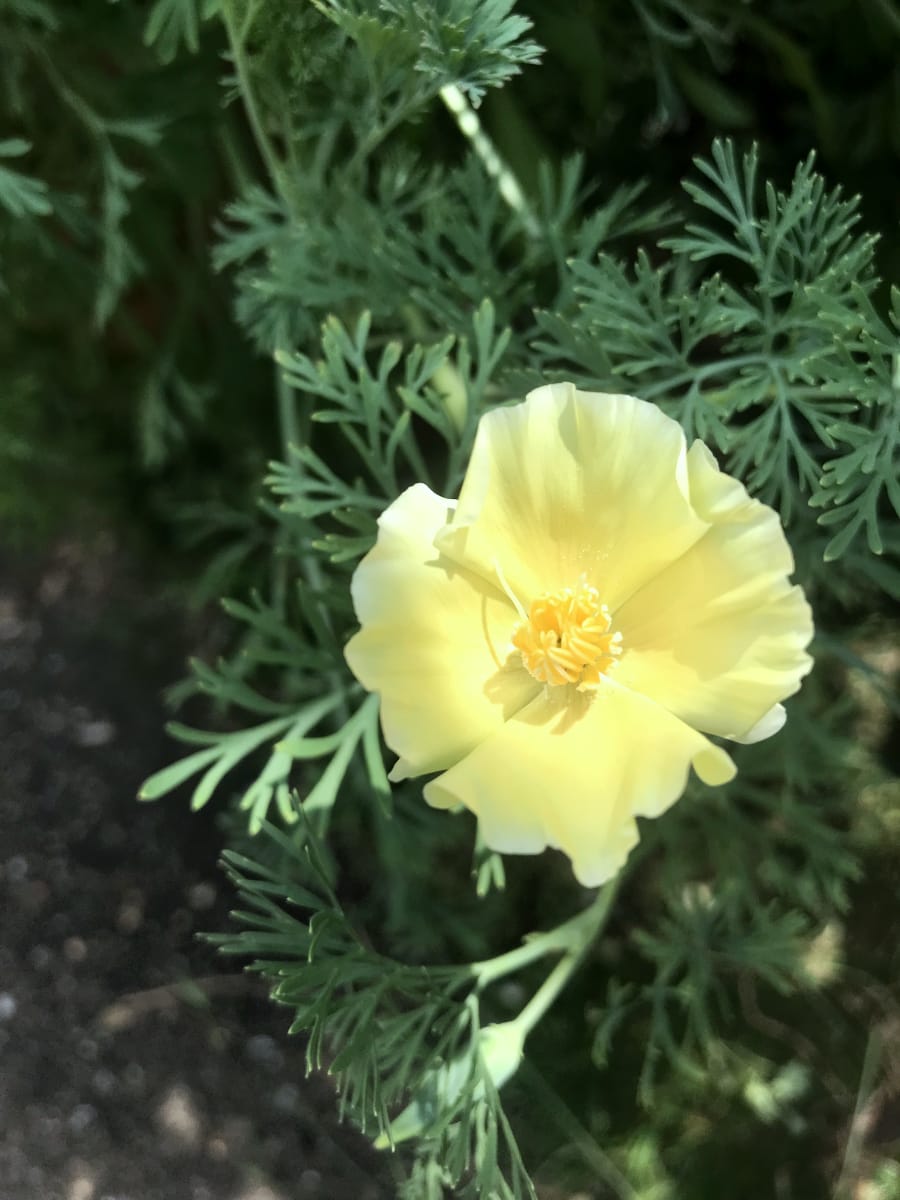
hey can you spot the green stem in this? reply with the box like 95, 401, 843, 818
472, 873, 622, 1042
347, 91, 429, 174
511, 876, 620, 1039
519, 1061, 637, 1200
26, 38, 105, 135
219, 0, 289, 205
639, 352, 773, 402
217, 114, 257, 198
218, 3, 313, 477
514, 944, 588, 1035
472, 900, 601, 988
275, 321, 302, 458
868, 0, 900, 36
219, 2, 316, 620
439, 83, 540, 238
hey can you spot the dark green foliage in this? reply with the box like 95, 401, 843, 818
144, 0, 220, 62
0, 0, 269, 548
0, 137, 51, 223
535, 142, 891, 530
374, 0, 543, 102
215, 821, 538, 1198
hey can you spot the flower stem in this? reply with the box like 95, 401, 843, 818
439, 83, 540, 238
473, 901, 597, 988
511, 877, 620, 1039
473, 873, 622, 1040
219, 0, 288, 206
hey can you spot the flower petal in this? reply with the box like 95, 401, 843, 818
734, 702, 786, 745
424, 678, 736, 887
435, 384, 710, 611
345, 483, 540, 779
613, 441, 813, 741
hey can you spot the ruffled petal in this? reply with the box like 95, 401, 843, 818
734, 703, 786, 744
424, 678, 735, 887
613, 441, 813, 741
345, 483, 540, 779
435, 384, 710, 611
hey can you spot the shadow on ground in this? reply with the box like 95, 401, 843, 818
0, 538, 395, 1200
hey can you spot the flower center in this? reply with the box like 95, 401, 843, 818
511, 583, 622, 687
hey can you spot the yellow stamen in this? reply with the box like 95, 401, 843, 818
511, 583, 621, 687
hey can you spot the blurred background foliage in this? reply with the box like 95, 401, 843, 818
4, 0, 899, 554
2, 0, 900, 1197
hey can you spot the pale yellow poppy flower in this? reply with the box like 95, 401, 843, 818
345, 384, 814, 886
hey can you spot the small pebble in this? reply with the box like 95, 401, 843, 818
0, 608, 26, 640
117, 901, 143, 935
271, 1082, 299, 1114
236, 1187, 289, 1200
29, 944, 52, 970
68, 1104, 97, 1134
74, 719, 116, 748
64, 937, 88, 964
300, 1169, 322, 1195
77, 1038, 98, 1062
5, 855, 28, 882
67, 1160, 97, 1200
188, 881, 217, 911
92, 1068, 116, 1097
155, 1083, 203, 1149
206, 1135, 228, 1161
245, 1035, 283, 1072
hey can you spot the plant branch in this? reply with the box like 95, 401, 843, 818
472, 872, 622, 1042
511, 876, 621, 1038
440, 83, 540, 238
219, 0, 288, 204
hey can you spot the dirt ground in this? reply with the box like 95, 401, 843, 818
0, 538, 395, 1200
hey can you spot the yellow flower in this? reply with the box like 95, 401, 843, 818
345, 384, 814, 886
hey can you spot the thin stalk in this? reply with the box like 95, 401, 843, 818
519, 1061, 637, 1200
219, 0, 289, 205
218, 3, 299, 461
869, 0, 900, 36
835, 1028, 882, 1200
472, 872, 622, 1046
639, 352, 774, 402
509, 876, 621, 1039
217, 113, 257, 198
473, 899, 607, 989
439, 83, 540, 238
346, 91, 429, 174
275, 319, 302, 457
218, 4, 318, 624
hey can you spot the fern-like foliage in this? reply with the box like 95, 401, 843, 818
0, 137, 51, 219
810, 285, 900, 559
138, 302, 507, 829
143, 0, 220, 61
214, 155, 540, 353
307, 0, 542, 108
536, 140, 896, 554
272, 300, 509, 507
215, 821, 538, 1199
376, 0, 543, 102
